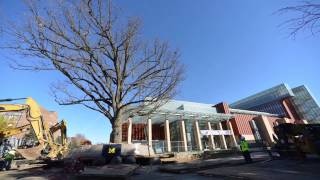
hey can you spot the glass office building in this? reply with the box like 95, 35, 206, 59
291, 85, 320, 123
230, 84, 294, 116
230, 84, 294, 110
230, 83, 320, 123
122, 83, 319, 154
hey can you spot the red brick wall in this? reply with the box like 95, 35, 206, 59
230, 114, 285, 139
122, 123, 165, 142
122, 123, 146, 141
214, 102, 230, 114
152, 124, 165, 140
231, 114, 256, 136
122, 123, 128, 142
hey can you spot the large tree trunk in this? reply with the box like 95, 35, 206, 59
110, 115, 123, 143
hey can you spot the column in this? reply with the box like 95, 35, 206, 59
255, 115, 275, 144
218, 122, 227, 149
127, 118, 132, 144
278, 118, 291, 124
165, 119, 172, 152
147, 118, 152, 148
207, 121, 215, 150
194, 120, 203, 151
227, 120, 237, 148
283, 118, 291, 123
179, 120, 188, 152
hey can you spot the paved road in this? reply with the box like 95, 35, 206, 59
198, 157, 320, 180
1, 155, 319, 180
0, 165, 65, 180
130, 165, 220, 180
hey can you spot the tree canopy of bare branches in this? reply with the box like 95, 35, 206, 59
2, 0, 184, 143
278, 1, 320, 37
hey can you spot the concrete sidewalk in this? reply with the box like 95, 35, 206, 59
159, 152, 269, 173
198, 157, 320, 180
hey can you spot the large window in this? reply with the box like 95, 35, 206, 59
230, 83, 294, 110
292, 86, 320, 123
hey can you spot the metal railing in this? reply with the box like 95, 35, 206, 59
132, 140, 148, 144
152, 140, 166, 154
131, 140, 210, 153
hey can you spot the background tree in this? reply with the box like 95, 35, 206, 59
2, 0, 184, 143
278, 1, 320, 37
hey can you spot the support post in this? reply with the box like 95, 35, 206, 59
218, 122, 227, 149
194, 120, 203, 151
165, 119, 171, 152
179, 120, 188, 152
227, 120, 238, 148
147, 118, 152, 149
256, 115, 275, 144
127, 118, 132, 144
207, 121, 215, 150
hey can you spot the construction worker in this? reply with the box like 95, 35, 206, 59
3, 148, 15, 170
0, 139, 14, 170
239, 135, 252, 163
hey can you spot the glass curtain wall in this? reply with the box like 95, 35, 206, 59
292, 86, 320, 123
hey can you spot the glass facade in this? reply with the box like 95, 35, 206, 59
291, 85, 320, 123
230, 84, 294, 110
230, 83, 320, 123
127, 99, 234, 152
249, 100, 287, 116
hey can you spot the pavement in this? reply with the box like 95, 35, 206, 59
198, 157, 320, 180
159, 152, 269, 173
0, 152, 320, 180
133, 152, 320, 180
0, 165, 66, 180
130, 165, 217, 180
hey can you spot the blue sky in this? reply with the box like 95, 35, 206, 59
0, 0, 319, 143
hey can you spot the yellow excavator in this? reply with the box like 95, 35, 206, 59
0, 97, 68, 162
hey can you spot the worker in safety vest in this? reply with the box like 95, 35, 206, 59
239, 135, 252, 163
3, 149, 15, 170
0, 139, 14, 170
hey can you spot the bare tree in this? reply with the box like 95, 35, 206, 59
2, 0, 184, 143
278, 1, 320, 37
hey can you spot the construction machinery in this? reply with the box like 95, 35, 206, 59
0, 97, 68, 162
273, 123, 320, 158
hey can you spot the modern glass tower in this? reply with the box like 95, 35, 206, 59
230, 83, 320, 123
291, 85, 320, 123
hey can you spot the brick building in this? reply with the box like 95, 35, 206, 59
121, 83, 319, 153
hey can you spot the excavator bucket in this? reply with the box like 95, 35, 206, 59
16, 145, 43, 160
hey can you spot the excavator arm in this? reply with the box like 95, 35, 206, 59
50, 120, 67, 146
0, 124, 31, 139
0, 97, 68, 160
0, 98, 45, 144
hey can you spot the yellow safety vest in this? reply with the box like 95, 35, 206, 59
240, 140, 249, 152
